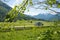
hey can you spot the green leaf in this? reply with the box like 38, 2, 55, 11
57, 3, 60, 8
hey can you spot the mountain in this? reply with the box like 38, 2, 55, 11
5, 12, 37, 22
0, 0, 12, 21
17, 13, 37, 20
33, 13, 60, 21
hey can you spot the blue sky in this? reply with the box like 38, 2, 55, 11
2, 0, 60, 16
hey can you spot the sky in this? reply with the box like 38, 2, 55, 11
1, 0, 23, 7
2, 0, 60, 16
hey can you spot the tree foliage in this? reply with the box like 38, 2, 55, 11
5, 0, 28, 22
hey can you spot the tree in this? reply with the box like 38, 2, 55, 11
5, 0, 29, 22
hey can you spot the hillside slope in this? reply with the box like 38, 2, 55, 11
0, 0, 12, 22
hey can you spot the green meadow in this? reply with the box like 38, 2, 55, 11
0, 20, 60, 40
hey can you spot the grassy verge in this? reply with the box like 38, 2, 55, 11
0, 26, 60, 40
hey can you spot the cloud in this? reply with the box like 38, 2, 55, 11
16, 0, 19, 2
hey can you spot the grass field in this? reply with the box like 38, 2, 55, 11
0, 26, 60, 40
0, 20, 55, 28
0, 20, 60, 40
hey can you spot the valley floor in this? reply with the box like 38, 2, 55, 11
0, 20, 60, 40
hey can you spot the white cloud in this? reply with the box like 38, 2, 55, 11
16, 0, 19, 1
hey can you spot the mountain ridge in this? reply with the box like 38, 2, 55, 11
33, 13, 60, 21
